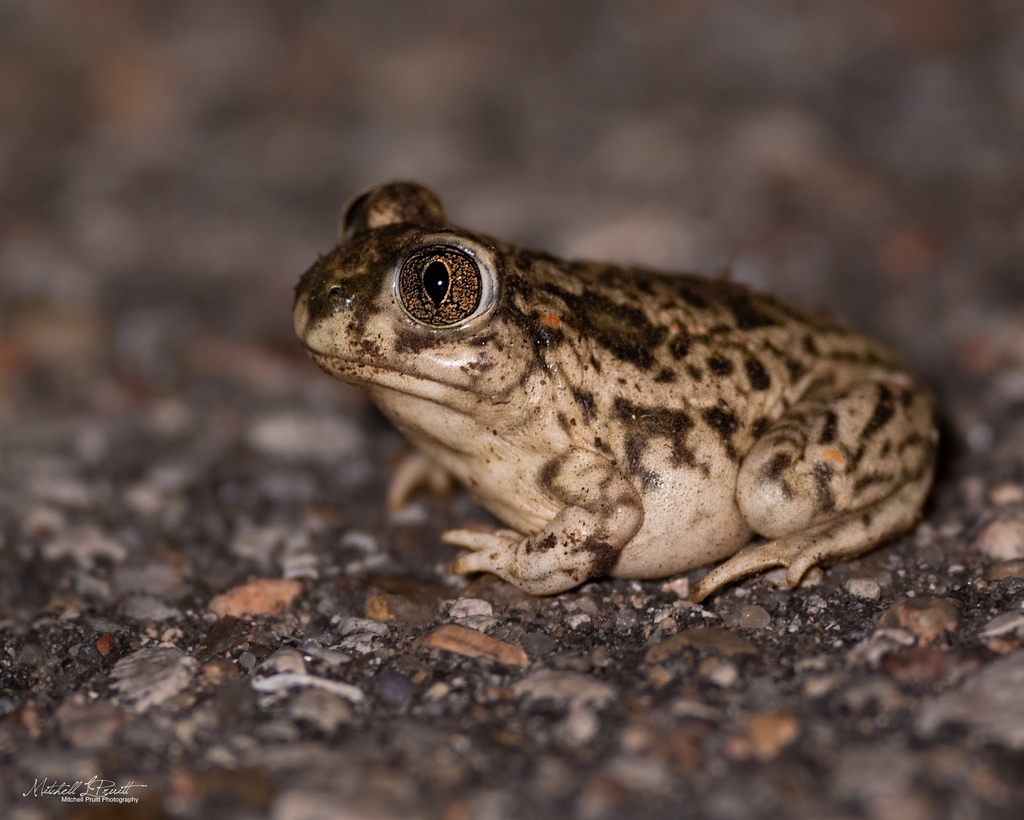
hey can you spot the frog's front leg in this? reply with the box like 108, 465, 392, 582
445, 449, 644, 595
692, 379, 937, 602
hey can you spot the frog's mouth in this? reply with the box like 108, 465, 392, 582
305, 349, 499, 407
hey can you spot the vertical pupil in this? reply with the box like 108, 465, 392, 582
423, 260, 449, 307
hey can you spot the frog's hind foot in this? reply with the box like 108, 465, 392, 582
690, 476, 931, 603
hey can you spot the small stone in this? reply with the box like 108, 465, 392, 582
877, 597, 959, 646
365, 594, 390, 622
372, 669, 415, 705
251, 672, 364, 703
260, 648, 307, 676
700, 658, 739, 688
287, 687, 353, 731
119, 594, 182, 622
56, 698, 124, 749
975, 516, 1024, 561
565, 613, 592, 629
613, 607, 640, 630
208, 579, 302, 617
979, 610, 1024, 640
247, 413, 362, 462
448, 597, 494, 619
736, 604, 771, 630
645, 627, 759, 663
41, 526, 128, 568
417, 624, 528, 667
916, 651, 1024, 749
846, 578, 882, 600
990, 483, 1024, 505
110, 646, 198, 712
520, 631, 557, 658
746, 711, 800, 760
513, 670, 617, 709
988, 560, 1024, 580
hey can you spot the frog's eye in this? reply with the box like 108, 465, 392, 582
397, 246, 487, 328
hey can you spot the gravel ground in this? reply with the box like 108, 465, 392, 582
2, 2, 1024, 818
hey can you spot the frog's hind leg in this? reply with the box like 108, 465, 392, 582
691, 379, 937, 603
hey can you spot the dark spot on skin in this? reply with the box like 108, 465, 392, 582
861, 385, 895, 440
785, 357, 807, 382
530, 533, 558, 554
624, 436, 660, 490
556, 412, 573, 433
751, 416, 773, 439
764, 452, 792, 480
556, 288, 667, 369
574, 535, 619, 577
669, 331, 691, 360
613, 397, 697, 487
724, 289, 777, 330
900, 388, 915, 408
707, 355, 734, 376
702, 405, 739, 460
880, 440, 892, 457
572, 388, 597, 423
819, 410, 838, 445
686, 365, 703, 381
589, 355, 603, 373
854, 473, 894, 495
744, 357, 771, 391
654, 368, 676, 383
802, 334, 819, 356
813, 461, 835, 512
538, 457, 561, 493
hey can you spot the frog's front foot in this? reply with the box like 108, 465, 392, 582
445, 527, 602, 595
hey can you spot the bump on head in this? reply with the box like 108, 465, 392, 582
340, 182, 447, 239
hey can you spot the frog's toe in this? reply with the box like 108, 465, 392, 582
691, 539, 803, 603
442, 528, 521, 552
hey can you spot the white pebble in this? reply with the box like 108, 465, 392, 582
846, 578, 881, 600
975, 517, 1024, 561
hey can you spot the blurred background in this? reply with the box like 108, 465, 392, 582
1, 4, 1024, 817
1, 0, 1022, 436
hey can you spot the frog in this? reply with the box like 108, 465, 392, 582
293, 182, 938, 602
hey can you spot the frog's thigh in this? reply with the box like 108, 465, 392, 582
737, 381, 932, 537
445, 449, 644, 595
692, 381, 935, 602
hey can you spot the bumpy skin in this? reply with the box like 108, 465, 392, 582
293, 182, 938, 601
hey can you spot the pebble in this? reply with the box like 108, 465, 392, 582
119, 593, 182, 622
846, 578, 882, 600
251, 672, 364, 704
978, 610, 1024, 640
372, 669, 416, 705
246, 413, 362, 462
208, 579, 302, 617
448, 597, 494, 619
260, 648, 307, 676
56, 698, 124, 749
877, 597, 959, 646
644, 627, 760, 663
974, 516, 1024, 561
41, 526, 128, 568
287, 688, 354, 731
513, 670, 617, 710
989, 482, 1024, 506
916, 651, 1024, 749
736, 604, 771, 629
110, 646, 198, 712
416, 624, 528, 668
613, 607, 640, 631
745, 711, 800, 760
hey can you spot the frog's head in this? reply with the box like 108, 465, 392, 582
293, 182, 537, 410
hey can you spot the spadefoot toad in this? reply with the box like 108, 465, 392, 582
293, 182, 937, 602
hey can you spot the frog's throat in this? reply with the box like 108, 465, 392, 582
307, 350, 512, 406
